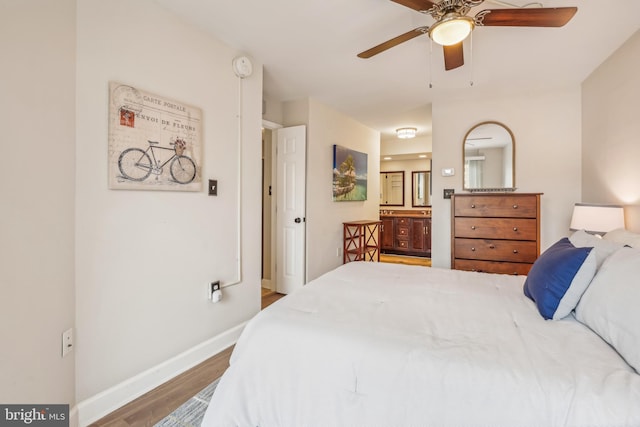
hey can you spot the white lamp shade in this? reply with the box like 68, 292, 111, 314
569, 203, 625, 234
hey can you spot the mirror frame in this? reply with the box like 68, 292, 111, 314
411, 171, 431, 207
462, 121, 516, 192
380, 171, 405, 206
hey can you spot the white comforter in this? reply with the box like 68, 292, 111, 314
202, 262, 640, 427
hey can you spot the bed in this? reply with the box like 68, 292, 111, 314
202, 229, 640, 427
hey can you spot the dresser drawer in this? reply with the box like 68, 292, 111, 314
454, 259, 533, 276
454, 238, 538, 263
395, 239, 409, 250
454, 195, 538, 218
396, 217, 411, 226
454, 218, 537, 240
396, 224, 410, 239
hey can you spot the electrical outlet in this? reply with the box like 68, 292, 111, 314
209, 281, 221, 299
210, 281, 222, 303
62, 328, 73, 357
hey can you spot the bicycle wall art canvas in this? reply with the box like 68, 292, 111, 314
108, 82, 202, 191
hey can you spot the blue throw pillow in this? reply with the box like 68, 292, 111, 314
524, 238, 596, 320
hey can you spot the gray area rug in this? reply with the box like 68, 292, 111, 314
154, 378, 220, 427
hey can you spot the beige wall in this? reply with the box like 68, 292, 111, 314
582, 30, 640, 232
0, 0, 77, 405
284, 99, 380, 282
74, 0, 263, 419
431, 88, 582, 268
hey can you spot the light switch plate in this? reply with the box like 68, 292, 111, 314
208, 180, 217, 196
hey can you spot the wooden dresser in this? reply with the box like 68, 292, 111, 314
451, 193, 541, 275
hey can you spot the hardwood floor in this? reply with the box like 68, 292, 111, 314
91, 291, 285, 426
380, 253, 432, 267
262, 291, 284, 309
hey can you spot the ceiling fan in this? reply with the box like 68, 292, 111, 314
357, 0, 577, 70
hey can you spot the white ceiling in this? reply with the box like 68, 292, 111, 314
154, 0, 639, 141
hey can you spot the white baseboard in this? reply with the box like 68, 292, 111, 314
261, 278, 273, 291
76, 322, 247, 426
69, 405, 78, 427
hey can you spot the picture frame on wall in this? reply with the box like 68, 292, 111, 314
332, 144, 368, 201
108, 82, 203, 191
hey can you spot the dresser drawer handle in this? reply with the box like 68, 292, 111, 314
513, 204, 519, 209
471, 204, 476, 208
471, 247, 476, 251
513, 249, 519, 254
471, 226, 476, 230
513, 227, 518, 231
489, 244, 495, 249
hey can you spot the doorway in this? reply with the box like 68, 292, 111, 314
261, 125, 277, 295
261, 121, 307, 297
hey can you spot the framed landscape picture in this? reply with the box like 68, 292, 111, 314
332, 145, 368, 201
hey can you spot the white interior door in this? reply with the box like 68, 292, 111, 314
276, 125, 306, 294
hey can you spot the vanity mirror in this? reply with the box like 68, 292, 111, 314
463, 121, 515, 191
380, 171, 404, 206
411, 171, 431, 207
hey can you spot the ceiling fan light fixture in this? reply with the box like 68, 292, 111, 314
396, 127, 417, 139
429, 13, 474, 46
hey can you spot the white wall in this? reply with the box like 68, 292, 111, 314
431, 88, 582, 268
0, 0, 76, 404
284, 99, 380, 282
582, 30, 640, 232
75, 0, 262, 413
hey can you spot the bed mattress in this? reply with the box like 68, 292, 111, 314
202, 262, 640, 427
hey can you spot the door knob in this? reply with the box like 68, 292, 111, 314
294, 217, 302, 223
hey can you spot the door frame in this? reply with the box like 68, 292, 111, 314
262, 120, 281, 293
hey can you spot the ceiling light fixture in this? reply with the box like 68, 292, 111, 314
396, 127, 417, 139
429, 13, 474, 46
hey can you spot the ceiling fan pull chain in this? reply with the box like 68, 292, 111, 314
428, 38, 433, 89
469, 32, 474, 87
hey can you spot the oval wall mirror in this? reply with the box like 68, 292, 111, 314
463, 121, 515, 191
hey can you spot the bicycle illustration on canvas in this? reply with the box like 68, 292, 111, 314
108, 82, 202, 191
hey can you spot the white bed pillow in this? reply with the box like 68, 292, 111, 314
569, 229, 625, 269
575, 247, 640, 372
603, 228, 640, 248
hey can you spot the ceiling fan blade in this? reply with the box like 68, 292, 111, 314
443, 42, 464, 70
476, 7, 577, 27
391, 0, 437, 13
357, 27, 427, 59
